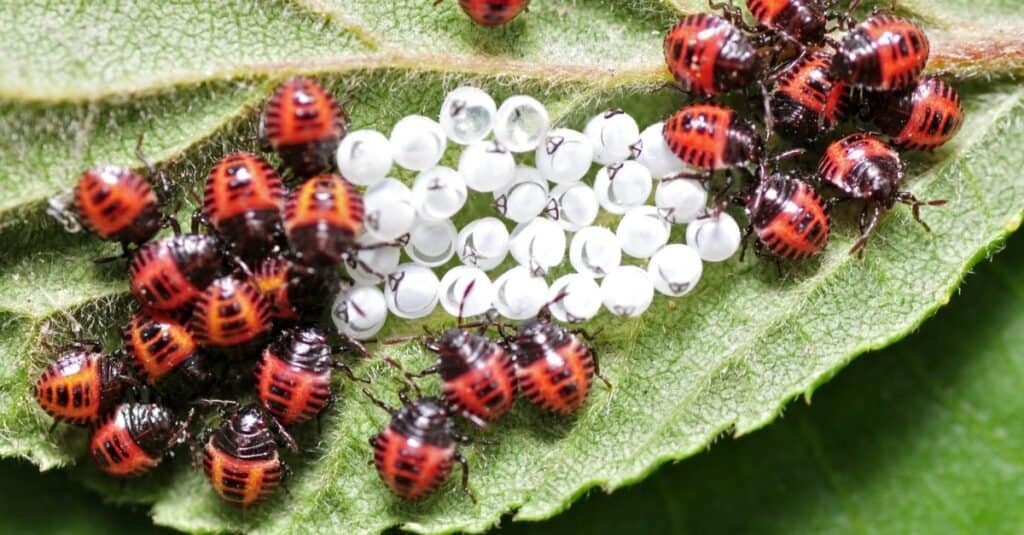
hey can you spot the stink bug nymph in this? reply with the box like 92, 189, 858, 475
89, 402, 187, 477
818, 133, 946, 254
663, 14, 760, 97
34, 341, 135, 428
261, 77, 347, 178
367, 385, 474, 502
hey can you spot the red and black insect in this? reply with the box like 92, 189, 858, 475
261, 77, 347, 178
506, 304, 609, 415
663, 14, 760, 97
740, 0, 833, 45
663, 104, 763, 172
367, 387, 472, 501
410, 328, 518, 427
741, 173, 831, 260
255, 327, 365, 427
283, 174, 365, 268
34, 341, 133, 427
71, 166, 165, 249
770, 51, 851, 141
89, 402, 185, 477
831, 14, 930, 91
866, 76, 963, 151
202, 404, 294, 507
451, 0, 530, 26
250, 256, 335, 321
189, 276, 273, 350
818, 133, 946, 254
202, 152, 285, 260
129, 234, 223, 313
122, 311, 211, 390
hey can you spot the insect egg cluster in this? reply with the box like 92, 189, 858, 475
33, 0, 962, 508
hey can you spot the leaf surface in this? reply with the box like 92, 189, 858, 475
1, 1, 1023, 534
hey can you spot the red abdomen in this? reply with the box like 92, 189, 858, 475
262, 77, 345, 177
443, 347, 517, 423
663, 104, 754, 170
746, 0, 826, 43
516, 339, 594, 414
89, 409, 159, 477
73, 167, 161, 244
203, 152, 284, 258
203, 444, 282, 507
189, 277, 272, 348
458, 0, 530, 26
35, 352, 107, 425
284, 174, 364, 267
371, 428, 454, 500
664, 14, 758, 97
255, 353, 331, 426
122, 311, 199, 385
818, 133, 900, 193
771, 52, 849, 140
755, 180, 830, 259
832, 15, 929, 90
873, 77, 963, 151
129, 235, 222, 313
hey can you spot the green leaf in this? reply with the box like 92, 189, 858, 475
1, 1, 1023, 533
506, 229, 1024, 534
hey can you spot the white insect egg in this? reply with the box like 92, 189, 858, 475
384, 264, 440, 319
336, 129, 393, 187
493, 95, 550, 152
547, 274, 603, 323
439, 86, 497, 145
635, 122, 687, 178
584, 109, 641, 165
593, 161, 653, 215
648, 244, 703, 297
390, 115, 447, 171
411, 166, 468, 221
494, 165, 552, 224
686, 211, 743, 262
456, 217, 511, 271
655, 177, 708, 224
600, 265, 654, 317
458, 140, 517, 193
438, 266, 494, 318
363, 178, 416, 242
332, 285, 388, 341
492, 266, 550, 320
535, 128, 594, 184
569, 226, 622, 278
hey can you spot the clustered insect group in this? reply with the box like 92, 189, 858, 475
35, 71, 609, 506
662, 0, 962, 258
32, 0, 963, 509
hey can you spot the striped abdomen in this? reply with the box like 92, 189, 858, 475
203, 443, 282, 507
122, 311, 199, 385
262, 77, 345, 177
515, 338, 594, 414
663, 14, 759, 97
34, 350, 126, 425
203, 152, 284, 258
129, 234, 223, 313
255, 352, 331, 426
440, 345, 517, 423
284, 174, 364, 267
189, 277, 272, 348
870, 76, 963, 151
89, 403, 176, 477
663, 104, 761, 170
750, 178, 830, 259
831, 14, 930, 90
73, 166, 161, 244
371, 428, 455, 500
771, 51, 849, 140
819, 133, 902, 201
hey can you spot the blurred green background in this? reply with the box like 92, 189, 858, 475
6, 224, 1021, 534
